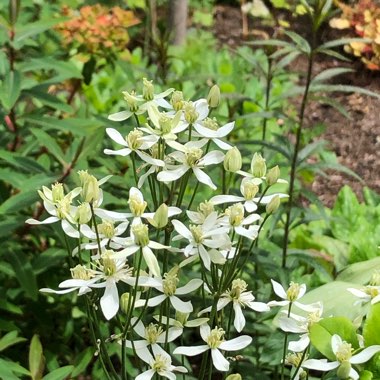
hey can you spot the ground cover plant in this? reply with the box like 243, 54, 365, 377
1, 0, 380, 379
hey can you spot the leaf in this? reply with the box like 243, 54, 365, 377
297, 140, 327, 163
310, 95, 351, 119
309, 317, 359, 361
24, 89, 72, 113
0, 331, 27, 352
242, 139, 292, 161
309, 84, 380, 100
0, 69, 21, 111
317, 48, 352, 62
71, 348, 94, 377
0, 149, 47, 173
7, 251, 39, 301
337, 257, 380, 284
32, 248, 67, 275
30, 128, 67, 165
0, 359, 21, 380
29, 335, 45, 380
42, 366, 74, 380
284, 30, 311, 54
0, 190, 39, 215
276, 51, 301, 69
317, 37, 373, 50
363, 304, 380, 346
312, 67, 355, 83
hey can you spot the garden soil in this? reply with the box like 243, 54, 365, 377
212, 5, 380, 207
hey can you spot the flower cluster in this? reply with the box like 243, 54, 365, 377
28, 80, 289, 378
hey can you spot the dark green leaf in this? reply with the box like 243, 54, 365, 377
318, 37, 372, 50
312, 67, 355, 83
0, 331, 27, 352
284, 30, 310, 54
0, 69, 21, 110
29, 335, 45, 380
24, 89, 72, 113
42, 366, 74, 380
0, 150, 47, 173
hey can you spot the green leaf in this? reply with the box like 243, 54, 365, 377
42, 366, 74, 380
0, 358, 21, 380
8, 251, 39, 301
32, 248, 67, 275
0, 150, 47, 173
318, 37, 372, 50
71, 348, 93, 377
309, 84, 380, 100
309, 317, 359, 361
24, 89, 73, 113
364, 304, 380, 346
312, 67, 355, 83
0, 69, 21, 111
337, 257, 380, 284
0, 331, 27, 352
30, 128, 67, 165
310, 95, 351, 119
29, 335, 45, 380
0, 190, 39, 215
284, 30, 311, 54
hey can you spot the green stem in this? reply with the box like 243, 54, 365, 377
262, 58, 272, 145
281, 303, 293, 380
131, 152, 139, 187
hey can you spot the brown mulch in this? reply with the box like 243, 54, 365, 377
212, 5, 380, 207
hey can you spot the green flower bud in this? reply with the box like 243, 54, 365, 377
143, 78, 154, 100
251, 153, 266, 178
207, 84, 221, 108
132, 223, 150, 247
224, 147, 242, 173
74, 203, 92, 224
120, 293, 131, 314
266, 195, 280, 214
337, 361, 352, 379
78, 170, 100, 204
170, 91, 184, 111
123, 91, 139, 112
51, 183, 64, 202
183, 101, 199, 124
226, 375, 242, 380
266, 165, 280, 186
148, 203, 168, 229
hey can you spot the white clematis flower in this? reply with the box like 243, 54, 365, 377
303, 334, 380, 380
104, 128, 164, 167
177, 99, 209, 131
157, 139, 224, 190
347, 285, 380, 306
173, 324, 252, 372
135, 267, 203, 313
136, 344, 187, 380
108, 90, 146, 121
198, 279, 269, 332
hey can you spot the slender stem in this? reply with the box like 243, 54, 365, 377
290, 347, 308, 380
282, 51, 314, 269
281, 302, 293, 380
131, 152, 139, 187
262, 58, 272, 145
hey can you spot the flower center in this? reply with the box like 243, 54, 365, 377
159, 114, 173, 134
143, 78, 154, 100
307, 310, 322, 329
171, 91, 184, 111
190, 225, 204, 244
162, 272, 179, 296
129, 194, 147, 216
185, 148, 203, 166
74, 203, 91, 224
152, 354, 170, 372
370, 270, 380, 286
56, 197, 71, 219
71, 264, 93, 280
365, 286, 379, 299
183, 101, 199, 124
225, 203, 244, 227
207, 327, 225, 349
230, 279, 248, 299
123, 91, 139, 112
335, 341, 353, 363
286, 282, 302, 301
98, 220, 115, 238
101, 251, 117, 276
198, 201, 215, 219
132, 223, 149, 247
144, 323, 163, 344
51, 182, 64, 202
202, 117, 219, 131
126, 129, 144, 150
241, 180, 259, 200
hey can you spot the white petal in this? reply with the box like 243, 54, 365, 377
278, 316, 304, 334
147, 294, 167, 308
26, 216, 59, 225
172, 220, 192, 240
104, 148, 132, 156
302, 359, 339, 371
271, 279, 287, 299
157, 166, 189, 182
194, 99, 209, 120
350, 345, 380, 364
289, 334, 310, 352
62, 220, 80, 238
40, 287, 78, 294
211, 349, 230, 372
210, 195, 243, 205
331, 334, 343, 356
136, 150, 165, 167
108, 110, 132, 122
349, 367, 359, 380
100, 281, 119, 320
198, 244, 211, 271
176, 279, 203, 295
200, 150, 225, 166
170, 295, 193, 313
135, 369, 155, 380
142, 246, 161, 277
106, 128, 128, 146
213, 138, 232, 150
193, 167, 216, 190
219, 335, 252, 351
200, 324, 211, 342
173, 345, 209, 356
233, 303, 245, 333
247, 301, 270, 312
244, 200, 258, 213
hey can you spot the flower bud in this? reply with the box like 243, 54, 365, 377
123, 91, 139, 112
266, 195, 280, 214
74, 202, 92, 224
78, 170, 100, 204
337, 361, 352, 379
224, 147, 242, 173
148, 203, 168, 229
132, 223, 150, 247
142, 78, 154, 100
120, 293, 131, 314
251, 153, 266, 178
226, 375, 242, 380
170, 91, 184, 111
266, 165, 280, 186
207, 84, 220, 108
183, 101, 199, 124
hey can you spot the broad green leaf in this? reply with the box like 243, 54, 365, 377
71, 348, 93, 377
0, 190, 39, 214
0, 331, 26, 352
30, 128, 67, 165
363, 303, 380, 346
32, 248, 67, 275
0, 69, 21, 110
0, 149, 47, 173
29, 335, 45, 380
310, 317, 359, 361
42, 366, 74, 380
8, 251, 38, 301
337, 257, 380, 284
0, 359, 20, 380
0, 168, 29, 188
1, 358, 30, 376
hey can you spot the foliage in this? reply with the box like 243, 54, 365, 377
330, 0, 380, 70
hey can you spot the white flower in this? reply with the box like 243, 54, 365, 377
303, 334, 380, 380
198, 279, 269, 332
135, 267, 203, 313
108, 91, 146, 121
110, 222, 169, 277
125, 318, 182, 361
286, 352, 308, 380
172, 212, 230, 270
137, 78, 174, 110
136, 344, 187, 380
173, 324, 252, 372
278, 302, 323, 352
348, 285, 380, 305
157, 139, 224, 190
104, 128, 164, 167
178, 99, 209, 131
268, 280, 314, 311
